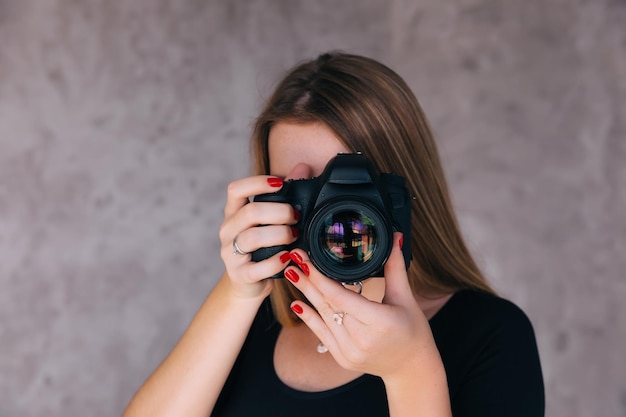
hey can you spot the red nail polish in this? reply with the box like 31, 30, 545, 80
267, 177, 283, 188
280, 252, 291, 263
291, 227, 299, 238
293, 209, 301, 222
289, 252, 310, 276
289, 252, 303, 264
285, 269, 300, 283
291, 304, 303, 314
399, 235, 404, 250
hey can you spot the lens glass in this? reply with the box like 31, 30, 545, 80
319, 210, 377, 266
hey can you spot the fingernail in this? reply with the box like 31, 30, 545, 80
291, 227, 299, 238
267, 177, 283, 188
289, 252, 303, 264
399, 235, 404, 250
291, 304, 303, 314
285, 269, 299, 283
280, 252, 291, 263
293, 209, 301, 222
289, 252, 310, 276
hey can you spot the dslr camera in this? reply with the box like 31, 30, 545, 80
252, 153, 412, 283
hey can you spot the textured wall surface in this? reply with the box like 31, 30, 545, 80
1, 1, 624, 416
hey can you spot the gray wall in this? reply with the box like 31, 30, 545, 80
1, 1, 624, 416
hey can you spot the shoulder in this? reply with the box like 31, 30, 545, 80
431, 289, 540, 365
431, 290, 545, 416
432, 289, 535, 339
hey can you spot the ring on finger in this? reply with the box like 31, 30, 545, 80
341, 281, 363, 295
332, 312, 346, 325
232, 235, 250, 256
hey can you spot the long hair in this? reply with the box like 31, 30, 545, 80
251, 52, 494, 326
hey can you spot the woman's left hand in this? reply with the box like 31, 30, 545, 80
285, 232, 442, 380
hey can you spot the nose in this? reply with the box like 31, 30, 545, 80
284, 162, 315, 181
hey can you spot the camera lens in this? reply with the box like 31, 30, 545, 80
306, 199, 392, 282
320, 210, 377, 265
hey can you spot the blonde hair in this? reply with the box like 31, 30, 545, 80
251, 52, 494, 326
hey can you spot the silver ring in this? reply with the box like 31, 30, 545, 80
232, 235, 250, 256
341, 281, 363, 295
332, 312, 346, 325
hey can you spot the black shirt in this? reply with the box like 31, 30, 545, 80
212, 290, 545, 416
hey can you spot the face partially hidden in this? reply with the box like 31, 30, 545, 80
267, 122, 387, 297
268, 122, 350, 181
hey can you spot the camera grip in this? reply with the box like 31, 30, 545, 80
251, 244, 294, 279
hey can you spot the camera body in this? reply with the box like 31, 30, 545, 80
252, 153, 412, 283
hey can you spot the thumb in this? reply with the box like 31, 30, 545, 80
382, 232, 413, 305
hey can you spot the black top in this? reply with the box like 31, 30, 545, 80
211, 290, 544, 417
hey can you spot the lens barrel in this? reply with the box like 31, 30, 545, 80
306, 198, 393, 282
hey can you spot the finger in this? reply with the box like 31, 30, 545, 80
219, 201, 297, 244
285, 251, 371, 326
290, 300, 343, 354
382, 232, 413, 305
232, 250, 291, 283
224, 175, 284, 218
290, 300, 368, 371
228, 225, 298, 255
283, 263, 338, 323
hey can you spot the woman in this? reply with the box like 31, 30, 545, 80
123, 52, 544, 417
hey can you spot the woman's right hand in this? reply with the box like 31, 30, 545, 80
218, 175, 298, 300
122, 174, 301, 417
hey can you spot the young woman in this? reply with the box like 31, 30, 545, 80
123, 52, 544, 417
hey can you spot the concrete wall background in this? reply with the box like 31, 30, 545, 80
1, 1, 624, 416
